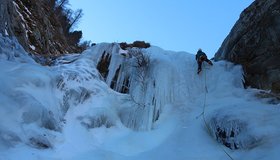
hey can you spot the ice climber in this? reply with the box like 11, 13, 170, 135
195, 48, 213, 74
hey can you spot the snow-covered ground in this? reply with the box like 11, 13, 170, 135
0, 35, 280, 160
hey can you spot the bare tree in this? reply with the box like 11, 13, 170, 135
126, 49, 150, 108
56, 0, 69, 9
68, 9, 83, 31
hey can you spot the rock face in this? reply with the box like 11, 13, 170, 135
0, 0, 85, 57
215, 0, 280, 93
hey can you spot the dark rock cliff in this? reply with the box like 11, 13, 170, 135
0, 0, 86, 57
215, 0, 280, 93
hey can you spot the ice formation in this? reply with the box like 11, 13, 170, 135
0, 35, 280, 160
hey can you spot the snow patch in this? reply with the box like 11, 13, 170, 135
12, 1, 29, 39
29, 45, 36, 50
4, 22, 8, 36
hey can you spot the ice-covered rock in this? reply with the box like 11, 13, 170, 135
0, 33, 34, 63
209, 113, 261, 149
207, 104, 280, 151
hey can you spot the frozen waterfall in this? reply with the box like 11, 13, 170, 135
1, 36, 280, 160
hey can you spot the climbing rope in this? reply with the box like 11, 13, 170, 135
200, 64, 234, 160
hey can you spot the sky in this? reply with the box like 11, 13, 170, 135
69, 0, 254, 58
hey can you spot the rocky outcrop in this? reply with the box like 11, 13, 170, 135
215, 0, 280, 93
120, 41, 151, 50
0, 0, 86, 57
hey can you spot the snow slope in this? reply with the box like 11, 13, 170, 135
0, 37, 280, 160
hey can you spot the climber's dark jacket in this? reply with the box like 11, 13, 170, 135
195, 50, 213, 74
